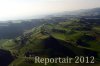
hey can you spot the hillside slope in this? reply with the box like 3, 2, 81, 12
0, 8, 100, 66
3, 18, 99, 66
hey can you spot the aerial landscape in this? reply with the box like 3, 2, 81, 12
0, 0, 100, 66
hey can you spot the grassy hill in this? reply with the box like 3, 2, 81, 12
0, 8, 100, 66
0, 18, 98, 66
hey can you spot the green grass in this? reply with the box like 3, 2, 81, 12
65, 31, 83, 41
0, 39, 8, 44
2, 19, 100, 65
2, 40, 17, 50
93, 26, 100, 34
9, 58, 24, 66
85, 40, 100, 52
0, 39, 8, 47
51, 32, 66, 41
9, 57, 58, 66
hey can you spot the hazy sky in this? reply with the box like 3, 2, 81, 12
0, 0, 100, 21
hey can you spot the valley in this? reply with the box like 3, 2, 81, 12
0, 8, 100, 66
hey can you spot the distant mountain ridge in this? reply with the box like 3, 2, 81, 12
51, 8, 100, 17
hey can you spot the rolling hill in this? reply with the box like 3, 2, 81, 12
2, 18, 99, 66
0, 8, 100, 66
